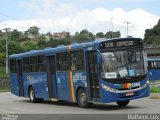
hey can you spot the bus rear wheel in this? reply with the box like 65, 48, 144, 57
29, 87, 37, 103
77, 89, 91, 108
116, 100, 130, 106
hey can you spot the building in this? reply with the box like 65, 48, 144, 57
52, 31, 69, 39
144, 44, 160, 58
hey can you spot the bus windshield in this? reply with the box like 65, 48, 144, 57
101, 49, 146, 79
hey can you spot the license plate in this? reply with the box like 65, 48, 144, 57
126, 92, 134, 96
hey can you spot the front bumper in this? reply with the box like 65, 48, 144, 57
100, 83, 150, 103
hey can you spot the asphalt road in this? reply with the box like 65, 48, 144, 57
0, 92, 159, 114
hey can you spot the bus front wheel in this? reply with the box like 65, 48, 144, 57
116, 100, 130, 106
77, 89, 91, 108
29, 87, 37, 103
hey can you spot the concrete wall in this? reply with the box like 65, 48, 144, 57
144, 44, 160, 58
0, 78, 9, 86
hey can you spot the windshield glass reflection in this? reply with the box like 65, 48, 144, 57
101, 49, 146, 79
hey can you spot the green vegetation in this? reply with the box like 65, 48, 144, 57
0, 67, 8, 78
0, 67, 9, 92
0, 85, 10, 92
150, 86, 160, 93
144, 19, 160, 44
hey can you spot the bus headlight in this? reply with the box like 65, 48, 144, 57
101, 84, 117, 92
141, 81, 149, 89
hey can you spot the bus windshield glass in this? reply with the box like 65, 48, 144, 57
101, 49, 146, 79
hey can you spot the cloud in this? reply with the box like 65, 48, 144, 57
0, 0, 159, 38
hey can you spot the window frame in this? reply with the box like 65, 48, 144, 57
9, 59, 17, 73
71, 50, 84, 71
56, 52, 71, 71
37, 55, 46, 72
148, 61, 160, 69
56, 50, 85, 72
30, 56, 37, 72
23, 57, 30, 73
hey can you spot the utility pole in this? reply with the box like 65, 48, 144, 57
3, 28, 10, 75
110, 18, 114, 38
126, 21, 131, 37
123, 21, 131, 37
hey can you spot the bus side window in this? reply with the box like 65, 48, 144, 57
10, 59, 17, 73
37, 55, 45, 72
57, 52, 70, 71
30, 56, 37, 72
71, 51, 84, 71
23, 57, 30, 73
148, 61, 152, 69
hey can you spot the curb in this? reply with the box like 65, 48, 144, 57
0, 90, 10, 92
150, 96, 160, 99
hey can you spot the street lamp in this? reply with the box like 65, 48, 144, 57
123, 21, 131, 37
126, 21, 131, 37
110, 17, 114, 38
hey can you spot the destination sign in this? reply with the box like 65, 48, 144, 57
100, 39, 143, 49
117, 41, 133, 47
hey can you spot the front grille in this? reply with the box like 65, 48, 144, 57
117, 86, 140, 91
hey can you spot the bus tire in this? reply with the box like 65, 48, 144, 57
29, 87, 37, 103
116, 100, 130, 106
77, 89, 91, 108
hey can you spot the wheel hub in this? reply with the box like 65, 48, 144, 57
80, 93, 87, 105
30, 90, 34, 101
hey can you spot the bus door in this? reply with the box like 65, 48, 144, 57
16, 59, 24, 96
86, 50, 100, 101
46, 55, 57, 98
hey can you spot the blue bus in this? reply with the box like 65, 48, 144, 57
9, 38, 149, 107
147, 58, 160, 81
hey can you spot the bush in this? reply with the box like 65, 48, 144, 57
0, 67, 8, 78
150, 86, 160, 93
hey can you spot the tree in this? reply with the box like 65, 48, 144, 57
46, 38, 70, 48
23, 41, 37, 52
0, 38, 5, 66
72, 29, 94, 42
0, 38, 6, 53
96, 32, 105, 38
80, 29, 89, 34
10, 29, 22, 42
37, 39, 47, 49
144, 19, 160, 44
105, 31, 121, 39
8, 41, 24, 55
25, 26, 39, 36
19, 35, 30, 42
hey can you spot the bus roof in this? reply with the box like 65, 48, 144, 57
9, 37, 142, 59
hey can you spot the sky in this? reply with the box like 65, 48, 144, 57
0, 0, 159, 38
